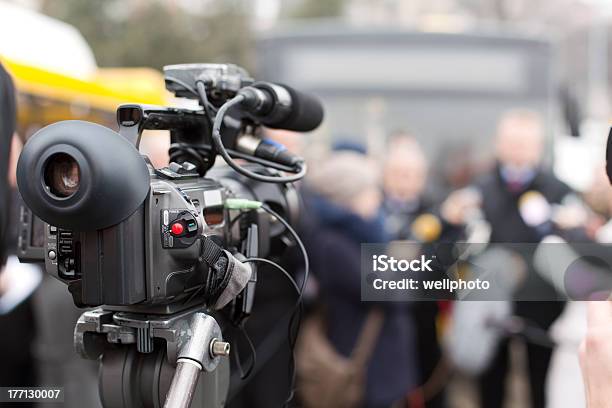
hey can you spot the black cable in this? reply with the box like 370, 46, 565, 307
225, 149, 298, 173
244, 258, 301, 296
259, 205, 309, 407
168, 143, 212, 173
232, 325, 257, 380
242, 255, 304, 406
228, 257, 301, 386
164, 76, 219, 120
207, 93, 308, 183
195, 81, 215, 122
165, 76, 198, 97
229, 211, 247, 231
259, 206, 309, 300
283, 301, 303, 406
169, 142, 298, 173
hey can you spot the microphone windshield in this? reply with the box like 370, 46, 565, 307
251, 83, 324, 132
275, 84, 324, 132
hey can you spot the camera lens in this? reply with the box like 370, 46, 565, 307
44, 153, 80, 198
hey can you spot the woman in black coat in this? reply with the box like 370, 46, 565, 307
302, 151, 417, 408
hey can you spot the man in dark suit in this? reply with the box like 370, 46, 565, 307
443, 109, 571, 408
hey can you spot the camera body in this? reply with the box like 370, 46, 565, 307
16, 63, 310, 313
38, 167, 229, 309
23, 161, 293, 311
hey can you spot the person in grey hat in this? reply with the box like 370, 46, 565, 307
301, 150, 417, 408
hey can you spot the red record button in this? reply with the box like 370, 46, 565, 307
171, 222, 184, 236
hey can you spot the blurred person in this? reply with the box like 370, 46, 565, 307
439, 143, 480, 191
441, 109, 572, 408
579, 301, 612, 408
584, 166, 612, 240
0, 62, 40, 407
0, 67, 102, 406
139, 129, 171, 169
546, 164, 612, 408
583, 168, 612, 220
0, 63, 16, 292
382, 133, 430, 239
298, 150, 417, 408
381, 132, 447, 408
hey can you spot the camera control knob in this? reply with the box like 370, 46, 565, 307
171, 222, 184, 236
161, 210, 200, 249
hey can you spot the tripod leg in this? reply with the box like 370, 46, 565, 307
163, 360, 202, 408
163, 313, 229, 408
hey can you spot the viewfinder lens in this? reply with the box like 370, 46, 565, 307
44, 153, 80, 198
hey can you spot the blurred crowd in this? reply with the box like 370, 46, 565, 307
254, 108, 611, 408
2, 62, 612, 408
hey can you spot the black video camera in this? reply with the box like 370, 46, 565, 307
15, 63, 322, 316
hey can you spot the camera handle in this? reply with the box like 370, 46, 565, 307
116, 104, 212, 150
74, 306, 230, 408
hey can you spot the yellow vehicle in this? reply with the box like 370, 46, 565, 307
2, 58, 167, 137
0, 2, 167, 138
